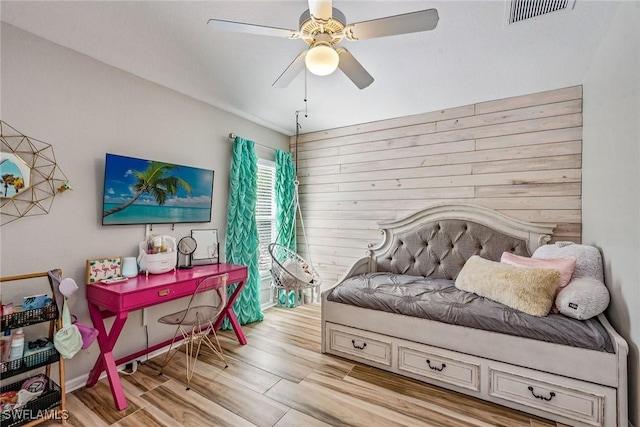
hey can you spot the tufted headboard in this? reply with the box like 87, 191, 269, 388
369, 204, 556, 280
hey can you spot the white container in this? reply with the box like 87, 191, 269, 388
122, 257, 139, 278
9, 327, 25, 364
137, 236, 177, 276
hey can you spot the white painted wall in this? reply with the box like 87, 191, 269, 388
0, 24, 288, 384
582, 2, 640, 426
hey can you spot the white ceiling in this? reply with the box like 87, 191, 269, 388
1, 1, 620, 135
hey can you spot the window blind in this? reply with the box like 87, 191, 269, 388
256, 162, 276, 273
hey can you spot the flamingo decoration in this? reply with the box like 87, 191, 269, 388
91, 266, 101, 278
110, 263, 120, 276
101, 265, 111, 278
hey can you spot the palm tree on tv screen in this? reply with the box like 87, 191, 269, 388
103, 162, 192, 217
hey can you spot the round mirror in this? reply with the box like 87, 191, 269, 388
177, 236, 197, 269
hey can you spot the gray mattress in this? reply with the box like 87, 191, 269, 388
327, 272, 614, 353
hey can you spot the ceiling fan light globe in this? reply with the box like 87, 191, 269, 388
305, 44, 339, 76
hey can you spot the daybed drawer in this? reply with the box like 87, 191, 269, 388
326, 323, 392, 366
489, 367, 610, 426
398, 344, 480, 392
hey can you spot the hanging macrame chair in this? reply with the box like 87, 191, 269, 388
269, 178, 322, 299
269, 112, 322, 303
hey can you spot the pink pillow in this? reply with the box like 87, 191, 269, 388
500, 252, 576, 289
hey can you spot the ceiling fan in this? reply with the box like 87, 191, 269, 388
207, 0, 439, 90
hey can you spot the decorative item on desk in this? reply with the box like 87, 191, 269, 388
138, 235, 177, 276
122, 257, 138, 278
143, 234, 176, 255
177, 236, 197, 269
86, 257, 122, 284
191, 229, 219, 265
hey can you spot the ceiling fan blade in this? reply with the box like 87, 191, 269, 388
308, 0, 333, 21
207, 19, 300, 39
273, 51, 307, 88
336, 48, 374, 90
344, 9, 439, 41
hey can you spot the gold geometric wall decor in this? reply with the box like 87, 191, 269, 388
0, 121, 70, 226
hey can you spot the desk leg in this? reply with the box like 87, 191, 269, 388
213, 280, 247, 345
86, 302, 130, 411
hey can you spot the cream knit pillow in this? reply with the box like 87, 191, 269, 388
455, 256, 560, 317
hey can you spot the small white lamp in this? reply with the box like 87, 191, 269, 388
122, 257, 138, 278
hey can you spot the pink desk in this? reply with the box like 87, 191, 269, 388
85, 263, 248, 410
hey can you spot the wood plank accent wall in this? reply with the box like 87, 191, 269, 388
290, 86, 583, 286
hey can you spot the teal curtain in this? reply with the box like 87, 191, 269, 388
224, 137, 263, 326
275, 149, 296, 251
274, 149, 297, 307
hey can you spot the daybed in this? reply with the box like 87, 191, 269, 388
321, 203, 628, 427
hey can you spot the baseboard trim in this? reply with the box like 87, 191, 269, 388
261, 301, 276, 311
64, 344, 173, 392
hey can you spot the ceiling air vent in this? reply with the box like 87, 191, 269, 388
508, 0, 571, 24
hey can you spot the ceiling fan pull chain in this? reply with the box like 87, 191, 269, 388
304, 66, 309, 118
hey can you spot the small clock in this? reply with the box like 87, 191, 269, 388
177, 236, 197, 269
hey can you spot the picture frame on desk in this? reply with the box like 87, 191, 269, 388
86, 257, 122, 284
191, 229, 219, 265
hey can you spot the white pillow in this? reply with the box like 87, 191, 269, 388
532, 242, 604, 282
556, 277, 610, 320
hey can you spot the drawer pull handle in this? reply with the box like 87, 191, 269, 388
158, 289, 170, 297
426, 359, 446, 371
351, 340, 367, 350
528, 386, 556, 401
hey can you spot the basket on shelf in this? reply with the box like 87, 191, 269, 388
0, 346, 60, 377
0, 375, 62, 427
268, 243, 322, 291
0, 305, 58, 330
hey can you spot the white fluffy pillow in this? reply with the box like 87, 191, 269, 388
556, 277, 610, 320
455, 255, 560, 317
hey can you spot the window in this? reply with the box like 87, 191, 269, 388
256, 160, 276, 275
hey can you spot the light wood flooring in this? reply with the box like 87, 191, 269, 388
45, 304, 569, 427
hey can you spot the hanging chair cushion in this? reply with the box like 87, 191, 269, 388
280, 259, 313, 287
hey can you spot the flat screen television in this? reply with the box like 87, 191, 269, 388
102, 153, 214, 225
